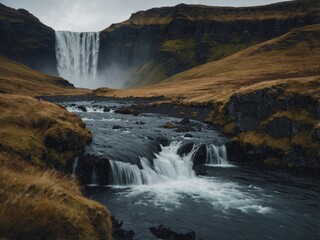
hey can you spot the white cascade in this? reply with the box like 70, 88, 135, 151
109, 141, 196, 186
91, 165, 98, 185
55, 31, 100, 88
109, 141, 230, 186
71, 156, 79, 175
205, 144, 229, 166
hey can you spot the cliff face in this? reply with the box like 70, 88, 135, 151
0, 3, 57, 75
99, 0, 320, 87
224, 79, 319, 171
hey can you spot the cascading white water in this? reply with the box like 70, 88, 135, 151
109, 141, 229, 186
55, 31, 100, 88
91, 165, 98, 185
71, 156, 79, 175
206, 144, 229, 166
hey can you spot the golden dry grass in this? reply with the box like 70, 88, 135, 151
0, 94, 112, 239
104, 0, 319, 32
0, 94, 91, 168
0, 153, 112, 240
94, 24, 320, 104
0, 55, 89, 96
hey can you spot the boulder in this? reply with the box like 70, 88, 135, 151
115, 107, 139, 115
192, 144, 207, 165
180, 117, 190, 124
184, 133, 193, 138
112, 216, 134, 240
155, 136, 170, 147
77, 105, 87, 112
149, 225, 196, 240
177, 142, 194, 156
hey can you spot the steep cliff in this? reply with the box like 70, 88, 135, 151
0, 3, 57, 75
98, 0, 320, 87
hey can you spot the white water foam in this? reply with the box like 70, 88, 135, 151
65, 106, 106, 113
71, 156, 79, 176
109, 141, 271, 213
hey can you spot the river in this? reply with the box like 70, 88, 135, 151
60, 99, 320, 240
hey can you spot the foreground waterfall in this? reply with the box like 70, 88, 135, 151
55, 31, 100, 88
109, 142, 229, 186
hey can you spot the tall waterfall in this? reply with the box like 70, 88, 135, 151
109, 141, 229, 186
55, 31, 100, 88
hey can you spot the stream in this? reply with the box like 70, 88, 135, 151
60, 99, 320, 240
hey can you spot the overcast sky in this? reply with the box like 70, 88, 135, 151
1, 0, 291, 32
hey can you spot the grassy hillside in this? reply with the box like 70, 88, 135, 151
94, 24, 320, 102
0, 3, 57, 74
105, 0, 319, 31
99, 0, 320, 87
0, 55, 89, 96
0, 94, 113, 239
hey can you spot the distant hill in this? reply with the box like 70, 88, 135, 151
0, 3, 57, 75
0, 55, 88, 96
94, 23, 320, 102
99, 0, 320, 87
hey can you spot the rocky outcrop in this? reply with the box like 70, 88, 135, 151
98, 0, 320, 86
220, 79, 320, 171
0, 3, 57, 75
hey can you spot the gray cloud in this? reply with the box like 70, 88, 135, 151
0, 0, 292, 32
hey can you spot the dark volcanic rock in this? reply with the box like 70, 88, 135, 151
192, 144, 207, 165
184, 133, 193, 138
263, 117, 301, 139
77, 154, 111, 185
191, 144, 208, 175
115, 107, 139, 115
180, 117, 191, 124
227, 88, 280, 131
77, 105, 87, 112
177, 142, 194, 156
149, 225, 196, 240
312, 127, 320, 141
155, 136, 170, 147
112, 216, 134, 240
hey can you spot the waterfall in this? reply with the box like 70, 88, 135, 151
55, 31, 100, 88
205, 144, 229, 166
71, 156, 79, 175
91, 165, 98, 185
109, 141, 229, 186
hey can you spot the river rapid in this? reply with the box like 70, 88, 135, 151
58, 98, 320, 240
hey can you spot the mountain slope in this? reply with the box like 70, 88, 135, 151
94, 23, 320, 103
98, 0, 320, 87
94, 23, 320, 170
0, 3, 57, 75
0, 55, 88, 96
